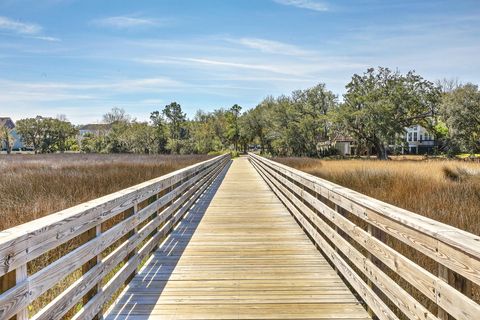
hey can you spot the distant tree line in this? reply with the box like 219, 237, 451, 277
3, 67, 479, 158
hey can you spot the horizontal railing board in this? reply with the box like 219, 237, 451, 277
251, 157, 436, 320
0, 157, 225, 320
0, 155, 225, 277
249, 153, 480, 320
249, 153, 480, 285
74, 156, 227, 320
29, 156, 228, 320
251, 159, 397, 320
0, 154, 229, 320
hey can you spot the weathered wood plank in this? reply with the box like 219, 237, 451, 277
249, 153, 480, 286
252, 158, 436, 320
105, 157, 370, 320
0, 154, 229, 320
250, 153, 480, 320
0, 155, 227, 277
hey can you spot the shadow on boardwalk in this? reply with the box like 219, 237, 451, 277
105, 160, 231, 320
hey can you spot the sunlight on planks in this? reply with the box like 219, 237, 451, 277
105, 157, 370, 319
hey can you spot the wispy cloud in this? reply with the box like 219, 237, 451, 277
92, 16, 161, 29
0, 16, 42, 34
136, 57, 285, 74
0, 16, 60, 41
228, 37, 312, 56
32, 35, 61, 42
273, 0, 328, 12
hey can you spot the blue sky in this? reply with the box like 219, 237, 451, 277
1, 0, 479, 124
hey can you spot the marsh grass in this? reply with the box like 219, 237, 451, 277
274, 156, 480, 316
0, 153, 211, 317
274, 157, 480, 235
0, 153, 211, 230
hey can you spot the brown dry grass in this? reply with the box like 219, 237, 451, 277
273, 157, 480, 316
0, 153, 211, 231
274, 157, 480, 235
0, 153, 211, 317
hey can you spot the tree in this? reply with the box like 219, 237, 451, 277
102, 108, 131, 153
190, 110, 224, 154
120, 122, 157, 154
338, 67, 441, 159
16, 117, 44, 153
163, 102, 186, 140
162, 102, 187, 154
50, 118, 77, 153
226, 104, 242, 151
0, 124, 15, 154
103, 107, 130, 124
150, 111, 168, 153
440, 83, 480, 154
15, 117, 77, 153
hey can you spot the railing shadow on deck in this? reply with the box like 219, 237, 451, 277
105, 160, 232, 319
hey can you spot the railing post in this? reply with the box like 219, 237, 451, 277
126, 203, 139, 284
367, 224, 385, 318
437, 264, 450, 320
437, 263, 472, 320
16, 265, 28, 320
1, 266, 28, 320
82, 224, 102, 320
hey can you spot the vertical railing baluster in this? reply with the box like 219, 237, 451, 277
16, 265, 28, 320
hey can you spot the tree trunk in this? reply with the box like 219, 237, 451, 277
376, 143, 388, 160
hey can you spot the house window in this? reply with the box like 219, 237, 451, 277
414, 132, 417, 141
420, 134, 423, 142
408, 132, 412, 142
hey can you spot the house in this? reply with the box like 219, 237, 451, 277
0, 117, 24, 151
404, 125, 435, 154
317, 135, 357, 156
333, 135, 357, 156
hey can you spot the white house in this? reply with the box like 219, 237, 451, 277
404, 125, 435, 154
334, 136, 356, 156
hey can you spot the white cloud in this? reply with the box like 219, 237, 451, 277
273, 0, 328, 12
32, 35, 61, 42
0, 16, 42, 34
229, 37, 312, 56
136, 55, 366, 77
92, 16, 160, 29
0, 16, 60, 41
0, 77, 185, 104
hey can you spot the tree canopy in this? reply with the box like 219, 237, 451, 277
10, 67, 480, 158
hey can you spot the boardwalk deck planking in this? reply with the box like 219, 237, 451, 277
105, 157, 370, 319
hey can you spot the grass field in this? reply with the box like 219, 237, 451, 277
0, 153, 211, 231
273, 156, 480, 310
274, 157, 480, 236
0, 153, 212, 316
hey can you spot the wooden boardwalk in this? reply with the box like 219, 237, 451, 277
105, 157, 370, 319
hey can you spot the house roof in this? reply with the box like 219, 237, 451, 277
0, 117, 15, 129
333, 135, 355, 142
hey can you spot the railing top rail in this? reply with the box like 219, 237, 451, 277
249, 153, 480, 260
0, 154, 228, 275
250, 152, 480, 320
0, 154, 226, 241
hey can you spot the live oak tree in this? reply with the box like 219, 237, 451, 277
339, 67, 441, 159
440, 83, 480, 154
16, 117, 77, 153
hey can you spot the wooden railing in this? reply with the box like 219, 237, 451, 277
0, 154, 229, 320
249, 153, 480, 320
